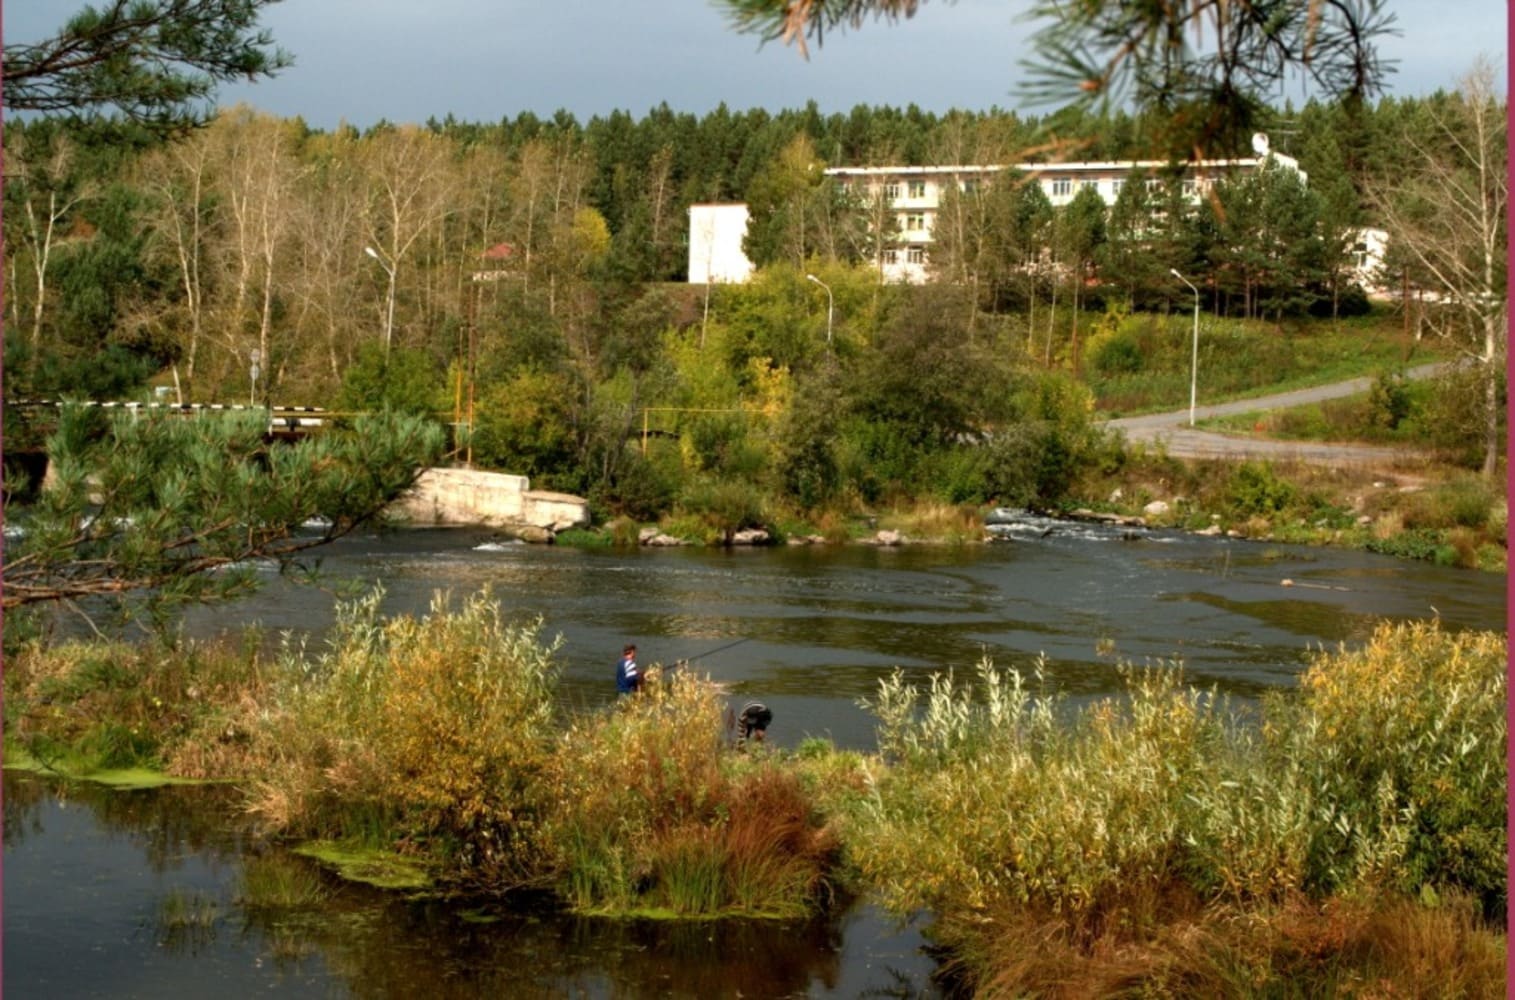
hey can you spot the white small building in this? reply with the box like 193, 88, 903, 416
687, 204, 754, 284
1348, 226, 1391, 294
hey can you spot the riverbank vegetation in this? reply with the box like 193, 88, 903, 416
848, 621, 1507, 996
4, 594, 1504, 993
5, 86, 1504, 580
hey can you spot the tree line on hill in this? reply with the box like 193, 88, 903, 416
0, 94, 1476, 398
3, 81, 1504, 509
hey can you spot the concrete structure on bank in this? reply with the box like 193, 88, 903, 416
394, 467, 590, 539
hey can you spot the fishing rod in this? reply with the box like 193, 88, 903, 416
681, 636, 751, 664
670, 636, 752, 695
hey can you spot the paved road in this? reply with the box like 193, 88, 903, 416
1104, 362, 1444, 467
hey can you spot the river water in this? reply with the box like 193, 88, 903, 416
6, 521, 1505, 997
189, 516, 1505, 749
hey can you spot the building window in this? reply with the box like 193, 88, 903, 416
1081, 179, 1098, 191
1145, 178, 1163, 192
906, 246, 925, 264
1050, 178, 1072, 198
1111, 178, 1124, 196
1181, 179, 1197, 198
907, 180, 926, 199
961, 178, 979, 194
883, 182, 901, 200
904, 213, 926, 232
883, 249, 899, 264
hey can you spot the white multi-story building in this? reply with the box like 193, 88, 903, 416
829, 136, 1304, 283
688, 135, 1306, 285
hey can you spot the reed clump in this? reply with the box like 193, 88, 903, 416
546, 669, 838, 917
237, 855, 331, 909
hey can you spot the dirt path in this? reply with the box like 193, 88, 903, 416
1104, 362, 1445, 470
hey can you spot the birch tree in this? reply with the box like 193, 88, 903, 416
4, 128, 94, 383
1371, 60, 1507, 477
360, 125, 455, 358
136, 129, 215, 398
290, 128, 368, 382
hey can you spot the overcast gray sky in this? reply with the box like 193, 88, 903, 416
5, 1, 1507, 129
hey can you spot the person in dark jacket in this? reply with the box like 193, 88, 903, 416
736, 701, 772, 747
614, 643, 641, 695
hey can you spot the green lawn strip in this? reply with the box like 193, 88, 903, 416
1195, 408, 1323, 438
1194, 395, 1416, 445
1091, 319, 1447, 416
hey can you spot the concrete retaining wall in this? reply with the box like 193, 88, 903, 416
394, 467, 590, 534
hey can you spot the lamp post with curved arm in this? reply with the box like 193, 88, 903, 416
365, 246, 397, 360
805, 273, 833, 348
1170, 268, 1200, 426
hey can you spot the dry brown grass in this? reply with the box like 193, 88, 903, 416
956, 891, 1506, 999
722, 765, 839, 911
880, 501, 982, 542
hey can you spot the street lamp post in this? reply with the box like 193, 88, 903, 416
1170, 268, 1200, 426
805, 273, 833, 347
364, 246, 397, 360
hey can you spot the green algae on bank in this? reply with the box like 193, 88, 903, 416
2, 741, 204, 789
294, 839, 436, 892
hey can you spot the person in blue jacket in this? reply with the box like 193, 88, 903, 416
614, 643, 641, 695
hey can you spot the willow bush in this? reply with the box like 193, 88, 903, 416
1285, 620, 1508, 917
846, 620, 1507, 993
247, 586, 563, 890
853, 657, 1239, 933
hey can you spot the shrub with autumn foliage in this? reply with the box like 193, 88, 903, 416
1287, 620, 1507, 916
239, 590, 845, 911
247, 586, 562, 891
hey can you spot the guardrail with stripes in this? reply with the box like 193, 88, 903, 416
6, 400, 333, 431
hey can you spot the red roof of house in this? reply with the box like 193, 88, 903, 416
482, 242, 516, 260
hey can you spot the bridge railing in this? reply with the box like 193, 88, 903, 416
6, 400, 337, 435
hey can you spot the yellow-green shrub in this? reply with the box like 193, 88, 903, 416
248, 586, 562, 889
853, 658, 1235, 929
1285, 620, 1507, 915
848, 621, 1507, 995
